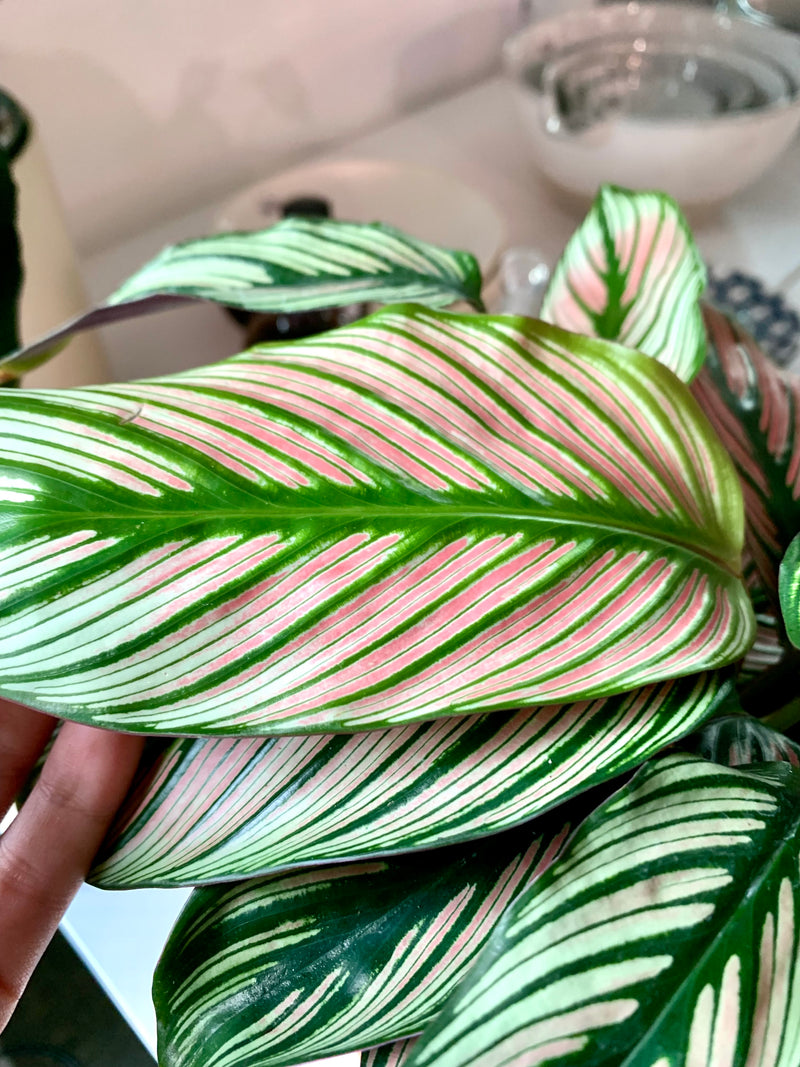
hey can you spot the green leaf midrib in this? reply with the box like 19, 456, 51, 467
618, 768, 800, 1067
8, 503, 738, 576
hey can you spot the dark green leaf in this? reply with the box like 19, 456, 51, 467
0, 147, 22, 362
153, 815, 571, 1067
408, 755, 800, 1067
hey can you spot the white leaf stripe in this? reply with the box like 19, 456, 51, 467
541, 186, 707, 383
92, 674, 725, 888
0, 307, 752, 733
153, 820, 570, 1067
407, 756, 800, 1067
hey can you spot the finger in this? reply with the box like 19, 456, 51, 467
0, 699, 57, 819
0, 721, 144, 1030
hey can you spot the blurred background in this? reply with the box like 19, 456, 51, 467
0, 0, 520, 255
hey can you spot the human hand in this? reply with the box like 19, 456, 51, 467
0, 699, 144, 1031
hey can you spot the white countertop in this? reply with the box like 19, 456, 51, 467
59, 74, 800, 1061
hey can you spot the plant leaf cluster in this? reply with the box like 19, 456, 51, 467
2, 184, 800, 1066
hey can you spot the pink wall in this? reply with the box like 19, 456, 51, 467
1, 0, 517, 252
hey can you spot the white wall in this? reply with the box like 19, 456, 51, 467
1, 0, 517, 253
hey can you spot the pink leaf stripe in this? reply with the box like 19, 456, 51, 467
0, 306, 751, 733
541, 186, 707, 383
691, 305, 800, 598
92, 674, 725, 888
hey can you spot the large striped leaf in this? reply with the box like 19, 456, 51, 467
0, 218, 484, 379
541, 185, 706, 382
153, 815, 571, 1067
691, 305, 800, 601
408, 754, 800, 1067
0, 306, 753, 733
91, 673, 726, 888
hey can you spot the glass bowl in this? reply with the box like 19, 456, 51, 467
503, 3, 800, 205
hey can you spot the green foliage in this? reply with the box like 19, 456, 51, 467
5, 185, 800, 1066
780, 534, 800, 649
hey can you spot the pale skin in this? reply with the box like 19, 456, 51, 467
0, 698, 144, 1031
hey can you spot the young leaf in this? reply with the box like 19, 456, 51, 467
0, 307, 753, 733
408, 755, 800, 1067
92, 673, 726, 888
541, 185, 707, 382
153, 816, 571, 1067
0, 219, 484, 379
781, 534, 800, 649
692, 305, 800, 600
362, 1038, 418, 1067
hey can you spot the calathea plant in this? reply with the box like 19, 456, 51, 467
1, 183, 800, 1067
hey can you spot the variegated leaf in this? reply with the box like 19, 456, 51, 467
362, 1038, 418, 1067
541, 185, 706, 382
0, 306, 753, 733
408, 755, 800, 1067
0, 219, 484, 379
92, 674, 727, 888
691, 305, 800, 601
153, 816, 571, 1067
688, 711, 800, 768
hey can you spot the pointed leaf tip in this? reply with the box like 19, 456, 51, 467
542, 185, 707, 383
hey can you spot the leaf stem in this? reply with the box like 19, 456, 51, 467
762, 698, 800, 733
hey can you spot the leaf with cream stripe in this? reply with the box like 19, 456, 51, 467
407, 755, 800, 1067
0, 306, 753, 733
0, 218, 484, 379
362, 1038, 418, 1067
541, 185, 706, 382
91, 673, 727, 888
152, 813, 571, 1067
